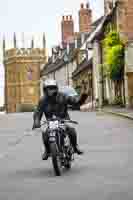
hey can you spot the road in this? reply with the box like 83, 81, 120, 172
0, 111, 133, 200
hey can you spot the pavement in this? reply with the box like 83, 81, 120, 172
102, 106, 133, 120
0, 111, 133, 199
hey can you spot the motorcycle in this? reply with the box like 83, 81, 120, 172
41, 116, 78, 176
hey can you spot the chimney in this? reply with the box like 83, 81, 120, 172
86, 3, 89, 9
79, 1, 92, 33
61, 14, 74, 47
104, 0, 113, 15
81, 3, 84, 9
67, 43, 70, 54
69, 15, 72, 20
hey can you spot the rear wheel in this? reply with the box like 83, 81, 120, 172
64, 147, 72, 170
50, 143, 62, 176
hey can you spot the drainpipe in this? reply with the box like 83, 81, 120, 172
99, 41, 104, 107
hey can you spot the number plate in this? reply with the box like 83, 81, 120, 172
50, 131, 56, 137
49, 121, 59, 129
49, 137, 56, 142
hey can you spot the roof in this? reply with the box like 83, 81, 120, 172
80, 8, 116, 50
88, 8, 116, 42
80, 15, 106, 50
41, 10, 115, 77
91, 16, 104, 28
41, 45, 80, 76
72, 58, 92, 78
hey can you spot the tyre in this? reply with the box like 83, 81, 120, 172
64, 160, 71, 169
50, 143, 62, 176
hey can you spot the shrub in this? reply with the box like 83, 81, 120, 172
112, 96, 123, 106
103, 30, 125, 81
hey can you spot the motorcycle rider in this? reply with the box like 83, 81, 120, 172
32, 79, 83, 160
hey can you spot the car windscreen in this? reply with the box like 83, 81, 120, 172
59, 87, 78, 96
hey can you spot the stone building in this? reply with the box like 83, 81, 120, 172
82, 0, 133, 108
3, 34, 47, 113
115, 0, 133, 107
41, 2, 92, 93
41, 44, 78, 94
72, 58, 93, 104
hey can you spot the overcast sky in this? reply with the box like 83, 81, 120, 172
0, 0, 104, 106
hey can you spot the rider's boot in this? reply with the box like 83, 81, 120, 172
74, 145, 84, 155
42, 150, 49, 160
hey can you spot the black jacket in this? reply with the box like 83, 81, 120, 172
33, 92, 80, 123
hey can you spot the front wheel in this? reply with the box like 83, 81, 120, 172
64, 161, 71, 169
50, 143, 62, 176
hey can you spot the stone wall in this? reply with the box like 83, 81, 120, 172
4, 48, 46, 113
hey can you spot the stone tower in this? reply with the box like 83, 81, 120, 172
61, 15, 74, 47
3, 34, 47, 113
79, 2, 92, 33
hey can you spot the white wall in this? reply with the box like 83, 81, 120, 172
41, 59, 77, 92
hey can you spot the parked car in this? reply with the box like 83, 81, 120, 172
59, 86, 80, 110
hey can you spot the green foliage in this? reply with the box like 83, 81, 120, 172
105, 45, 124, 80
103, 31, 121, 47
102, 31, 125, 80
112, 96, 123, 106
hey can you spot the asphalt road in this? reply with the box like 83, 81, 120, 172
0, 111, 133, 200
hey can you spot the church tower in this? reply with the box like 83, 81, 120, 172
3, 33, 47, 113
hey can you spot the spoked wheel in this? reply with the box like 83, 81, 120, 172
64, 160, 71, 169
64, 146, 73, 170
50, 143, 62, 176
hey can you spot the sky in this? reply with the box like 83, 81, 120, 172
0, 0, 104, 106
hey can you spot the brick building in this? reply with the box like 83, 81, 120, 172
3, 34, 47, 113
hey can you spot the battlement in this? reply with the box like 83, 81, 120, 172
4, 48, 46, 61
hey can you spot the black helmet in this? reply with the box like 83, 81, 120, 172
43, 79, 58, 98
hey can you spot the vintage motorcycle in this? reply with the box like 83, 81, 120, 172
41, 116, 78, 176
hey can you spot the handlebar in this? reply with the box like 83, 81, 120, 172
41, 119, 78, 126
61, 120, 78, 125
